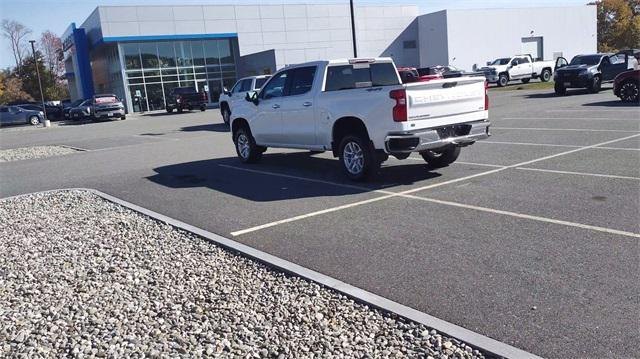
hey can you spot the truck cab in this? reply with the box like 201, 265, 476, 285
219, 75, 270, 124
483, 54, 555, 87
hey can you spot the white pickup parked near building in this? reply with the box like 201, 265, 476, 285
219, 75, 270, 125
229, 58, 490, 181
483, 55, 555, 87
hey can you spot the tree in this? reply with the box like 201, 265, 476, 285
1, 19, 32, 70
0, 71, 34, 104
39, 31, 64, 78
14, 51, 68, 101
594, 0, 640, 52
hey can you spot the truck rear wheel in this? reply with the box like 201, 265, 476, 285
420, 146, 460, 168
540, 69, 551, 82
234, 127, 263, 164
339, 135, 378, 181
497, 74, 509, 87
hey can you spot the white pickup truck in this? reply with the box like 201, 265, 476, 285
229, 58, 490, 181
483, 54, 555, 87
219, 75, 270, 124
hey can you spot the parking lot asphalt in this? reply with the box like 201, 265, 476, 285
1, 88, 639, 358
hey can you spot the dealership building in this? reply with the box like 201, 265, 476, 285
63, 4, 596, 113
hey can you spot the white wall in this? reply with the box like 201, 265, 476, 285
441, 6, 597, 71
95, 4, 418, 70
417, 10, 448, 68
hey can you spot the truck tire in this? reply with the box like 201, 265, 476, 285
200, 105, 206, 111
619, 80, 639, 103
540, 69, 551, 82
177, 107, 183, 114
234, 127, 263, 163
338, 135, 378, 181
221, 105, 231, 125
497, 73, 509, 87
589, 75, 601, 93
166, 108, 173, 113
554, 83, 567, 96
521, 78, 530, 84
420, 146, 460, 168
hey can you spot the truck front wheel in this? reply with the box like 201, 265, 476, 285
234, 127, 263, 163
420, 146, 460, 168
589, 76, 601, 93
339, 135, 378, 181
497, 74, 509, 87
554, 83, 567, 96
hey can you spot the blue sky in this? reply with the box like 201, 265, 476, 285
1, 0, 589, 69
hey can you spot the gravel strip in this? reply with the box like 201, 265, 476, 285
0, 145, 81, 162
0, 190, 488, 358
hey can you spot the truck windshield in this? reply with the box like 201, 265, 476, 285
255, 77, 269, 89
569, 55, 601, 66
490, 58, 510, 65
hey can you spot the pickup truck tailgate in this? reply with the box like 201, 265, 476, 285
405, 77, 486, 123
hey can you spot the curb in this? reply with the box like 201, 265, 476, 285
2, 188, 542, 359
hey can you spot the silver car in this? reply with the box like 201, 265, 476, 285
0, 106, 42, 126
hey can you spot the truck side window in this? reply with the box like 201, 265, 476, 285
240, 79, 252, 92
261, 71, 289, 99
521, 57, 530, 63
231, 81, 243, 93
288, 66, 317, 96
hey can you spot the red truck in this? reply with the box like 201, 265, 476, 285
397, 67, 442, 84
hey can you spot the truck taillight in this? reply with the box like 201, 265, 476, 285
484, 80, 489, 110
389, 89, 407, 122
176, 95, 181, 104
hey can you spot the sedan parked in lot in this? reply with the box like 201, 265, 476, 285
613, 69, 639, 103
16, 103, 63, 121
68, 99, 92, 121
63, 99, 85, 119
0, 105, 42, 126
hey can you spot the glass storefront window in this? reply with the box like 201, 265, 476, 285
140, 42, 159, 69
121, 38, 237, 113
175, 41, 193, 67
157, 42, 176, 68
192, 41, 205, 66
122, 43, 141, 70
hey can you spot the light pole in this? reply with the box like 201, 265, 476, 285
29, 40, 50, 128
350, 0, 357, 58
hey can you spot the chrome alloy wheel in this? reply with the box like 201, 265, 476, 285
621, 82, 639, 102
236, 133, 250, 159
343, 141, 364, 175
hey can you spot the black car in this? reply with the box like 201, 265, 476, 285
63, 99, 85, 119
554, 53, 632, 95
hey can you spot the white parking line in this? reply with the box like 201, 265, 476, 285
230, 133, 640, 237
492, 127, 640, 133
547, 109, 640, 113
516, 167, 640, 181
397, 194, 640, 239
406, 157, 507, 168
498, 117, 640, 121
478, 141, 640, 151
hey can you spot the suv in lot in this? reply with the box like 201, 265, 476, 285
554, 53, 632, 95
229, 58, 490, 181
219, 75, 270, 124
165, 87, 207, 113
88, 94, 126, 121
483, 54, 555, 86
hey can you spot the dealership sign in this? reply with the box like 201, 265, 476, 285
63, 33, 75, 51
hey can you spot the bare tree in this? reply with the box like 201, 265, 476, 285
39, 30, 64, 77
1, 19, 32, 70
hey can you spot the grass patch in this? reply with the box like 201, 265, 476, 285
491, 81, 556, 91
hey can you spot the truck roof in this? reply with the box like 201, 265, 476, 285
282, 57, 395, 70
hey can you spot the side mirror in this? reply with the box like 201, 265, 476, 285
245, 91, 259, 105
486, 61, 491, 66
223, 87, 230, 96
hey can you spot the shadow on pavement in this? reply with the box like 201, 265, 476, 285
582, 100, 640, 108
180, 123, 229, 132
147, 152, 442, 202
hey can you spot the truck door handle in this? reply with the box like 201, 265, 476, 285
272, 104, 280, 109
302, 102, 312, 107
366, 87, 382, 92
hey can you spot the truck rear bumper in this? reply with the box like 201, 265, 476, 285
384, 120, 491, 153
